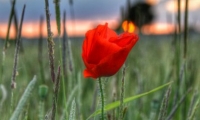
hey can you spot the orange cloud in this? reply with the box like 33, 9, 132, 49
166, 0, 200, 13
0, 19, 174, 39
146, 0, 159, 5
0, 24, 16, 39
0, 19, 118, 39
142, 22, 175, 35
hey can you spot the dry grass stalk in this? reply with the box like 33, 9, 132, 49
166, 88, 192, 120
158, 85, 171, 120
62, 10, 67, 75
11, 4, 26, 89
44, 0, 56, 83
51, 66, 61, 120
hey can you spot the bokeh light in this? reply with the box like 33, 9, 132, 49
122, 20, 136, 33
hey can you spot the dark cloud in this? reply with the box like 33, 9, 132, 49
0, 0, 126, 22
73, 0, 125, 20
0, 0, 46, 22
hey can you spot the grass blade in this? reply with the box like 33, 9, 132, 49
69, 98, 76, 120
10, 75, 37, 120
11, 4, 26, 89
87, 81, 173, 120
187, 97, 200, 120
4, 0, 16, 50
183, 0, 189, 59
119, 65, 126, 120
51, 66, 61, 120
166, 88, 192, 120
38, 15, 45, 84
62, 10, 67, 76
158, 85, 171, 120
0, 84, 7, 110
53, 0, 61, 35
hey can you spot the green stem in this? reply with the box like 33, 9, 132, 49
59, 35, 67, 109
10, 90, 14, 116
60, 11, 67, 107
120, 66, 126, 120
183, 0, 188, 59
4, 0, 16, 50
38, 100, 44, 120
98, 78, 104, 120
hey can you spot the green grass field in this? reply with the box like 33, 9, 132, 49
1, 34, 200, 120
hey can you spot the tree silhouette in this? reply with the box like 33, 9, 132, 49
127, 2, 154, 29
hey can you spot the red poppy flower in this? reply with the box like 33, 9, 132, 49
82, 23, 139, 79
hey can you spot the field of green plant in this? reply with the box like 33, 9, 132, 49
1, 0, 200, 120
0, 34, 200, 120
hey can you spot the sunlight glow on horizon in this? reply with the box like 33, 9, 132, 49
0, 20, 176, 39
142, 22, 175, 35
0, 19, 119, 39
146, 0, 159, 5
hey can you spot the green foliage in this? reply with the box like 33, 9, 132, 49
0, 37, 200, 119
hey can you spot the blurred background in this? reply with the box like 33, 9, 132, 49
0, 0, 200, 39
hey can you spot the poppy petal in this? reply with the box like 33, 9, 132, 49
82, 23, 139, 79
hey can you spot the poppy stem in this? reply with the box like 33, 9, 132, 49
98, 78, 104, 120
119, 65, 126, 120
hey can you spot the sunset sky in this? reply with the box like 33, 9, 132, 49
0, 0, 200, 38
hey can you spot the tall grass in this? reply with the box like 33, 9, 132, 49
1, 35, 200, 119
